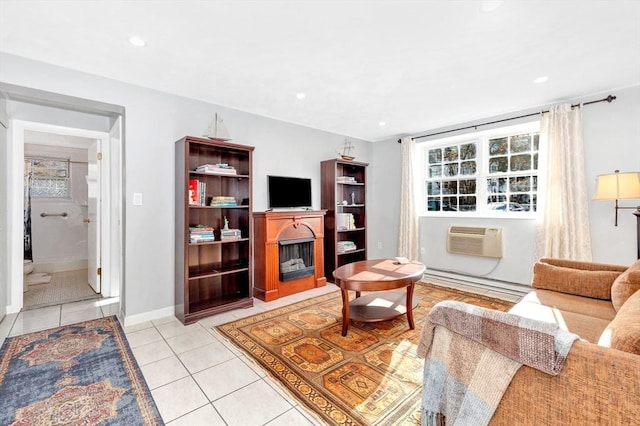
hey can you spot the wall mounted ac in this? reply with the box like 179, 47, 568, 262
446, 226, 503, 258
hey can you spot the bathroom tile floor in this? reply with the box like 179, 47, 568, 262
0, 281, 523, 425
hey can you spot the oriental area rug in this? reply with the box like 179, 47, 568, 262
216, 282, 514, 426
0, 316, 163, 426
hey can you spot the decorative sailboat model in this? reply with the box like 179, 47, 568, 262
204, 113, 231, 141
340, 138, 355, 161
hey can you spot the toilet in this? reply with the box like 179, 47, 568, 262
23, 259, 34, 292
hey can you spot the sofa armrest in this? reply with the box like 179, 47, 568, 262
532, 259, 625, 300
419, 300, 578, 375
490, 340, 640, 425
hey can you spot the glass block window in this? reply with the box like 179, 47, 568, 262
25, 157, 71, 198
422, 122, 540, 215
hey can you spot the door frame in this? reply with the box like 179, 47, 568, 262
8, 120, 112, 312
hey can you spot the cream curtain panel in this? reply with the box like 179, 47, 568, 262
536, 104, 592, 260
397, 136, 419, 260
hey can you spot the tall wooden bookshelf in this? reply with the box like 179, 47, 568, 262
321, 159, 369, 275
175, 136, 254, 324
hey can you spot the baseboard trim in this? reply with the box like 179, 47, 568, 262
423, 268, 531, 297
123, 305, 174, 327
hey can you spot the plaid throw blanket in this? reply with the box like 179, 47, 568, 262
417, 300, 579, 426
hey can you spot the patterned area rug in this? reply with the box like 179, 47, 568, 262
216, 282, 514, 426
0, 316, 163, 425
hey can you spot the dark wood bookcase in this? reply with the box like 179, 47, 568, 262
321, 159, 369, 275
175, 136, 254, 324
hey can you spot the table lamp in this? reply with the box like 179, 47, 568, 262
594, 170, 640, 258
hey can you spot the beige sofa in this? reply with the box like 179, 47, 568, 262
454, 258, 640, 425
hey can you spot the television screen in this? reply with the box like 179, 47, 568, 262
268, 175, 312, 209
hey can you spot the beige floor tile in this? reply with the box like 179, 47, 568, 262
238, 355, 267, 378
167, 404, 226, 425
213, 380, 293, 426
165, 327, 218, 354
265, 407, 318, 426
152, 315, 179, 326
193, 357, 260, 402
140, 356, 190, 389
151, 376, 209, 423
123, 320, 154, 333
156, 320, 201, 339
132, 339, 175, 366
60, 306, 104, 326
9, 305, 60, 336
178, 341, 236, 374
125, 327, 163, 348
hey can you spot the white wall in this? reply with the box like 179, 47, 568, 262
26, 144, 89, 272
0, 53, 372, 319
370, 85, 640, 288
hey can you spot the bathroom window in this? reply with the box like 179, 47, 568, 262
25, 157, 71, 198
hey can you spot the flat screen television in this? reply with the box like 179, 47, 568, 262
267, 175, 312, 210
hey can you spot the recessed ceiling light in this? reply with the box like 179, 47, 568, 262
533, 76, 549, 84
480, 0, 503, 12
296, 92, 306, 100
129, 36, 146, 47
378, 121, 386, 127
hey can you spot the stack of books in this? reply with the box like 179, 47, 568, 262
195, 163, 237, 175
337, 241, 357, 253
188, 179, 206, 206
336, 213, 356, 231
336, 176, 356, 183
210, 196, 237, 207
189, 226, 215, 243
221, 229, 242, 240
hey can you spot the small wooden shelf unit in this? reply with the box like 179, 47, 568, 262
175, 136, 254, 324
321, 159, 369, 275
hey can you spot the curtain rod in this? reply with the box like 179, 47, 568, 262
400, 94, 616, 143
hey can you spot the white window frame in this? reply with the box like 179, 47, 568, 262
419, 121, 541, 217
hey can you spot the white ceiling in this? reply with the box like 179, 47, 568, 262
1, 0, 639, 142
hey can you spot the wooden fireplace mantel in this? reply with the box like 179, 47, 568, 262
253, 210, 327, 301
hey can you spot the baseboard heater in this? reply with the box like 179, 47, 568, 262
446, 226, 503, 258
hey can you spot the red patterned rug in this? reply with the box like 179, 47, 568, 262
0, 316, 163, 425
216, 282, 514, 425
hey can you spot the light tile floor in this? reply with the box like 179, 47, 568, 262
0, 282, 523, 425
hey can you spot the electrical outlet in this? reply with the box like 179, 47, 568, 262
133, 193, 143, 205
377, 242, 382, 249
420, 247, 425, 254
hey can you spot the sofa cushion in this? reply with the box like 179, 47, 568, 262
611, 259, 640, 311
519, 290, 617, 321
532, 261, 620, 300
599, 289, 640, 355
509, 297, 611, 344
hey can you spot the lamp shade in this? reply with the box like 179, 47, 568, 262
594, 171, 640, 200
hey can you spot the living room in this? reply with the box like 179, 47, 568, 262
0, 1, 639, 424
1, 1, 638, 325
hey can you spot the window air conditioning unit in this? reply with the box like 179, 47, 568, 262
447, 226, 503, 258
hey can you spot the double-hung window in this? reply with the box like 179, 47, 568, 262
423, 122, 540, 215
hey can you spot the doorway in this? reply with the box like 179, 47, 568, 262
8, 119, 120, 313
22, 131, 101, 309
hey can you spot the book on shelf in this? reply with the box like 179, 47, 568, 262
336, 213, 356, 231
337, 240, 357, 253
210, 196, 237, 207
188, 179, 207, 206
189, 226, 215, 243
195, 163, 237, 175
336, 176, 356, 183
220, 229, 242, 240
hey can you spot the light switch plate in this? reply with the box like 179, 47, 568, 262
133, 193, 142, 205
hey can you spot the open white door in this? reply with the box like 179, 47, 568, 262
0, 97, 8, 320
87, 140, 101, 293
